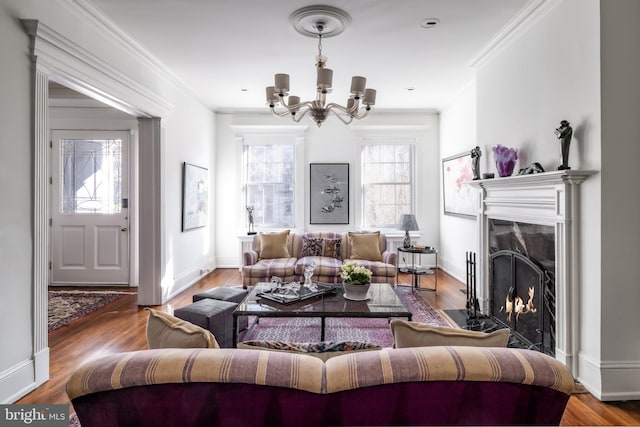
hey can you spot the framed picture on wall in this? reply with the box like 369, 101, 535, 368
182, 162, 209, 231
310, 163, 349, 224
442, 152, 477, 218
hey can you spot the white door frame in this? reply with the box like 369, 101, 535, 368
23, 19, 170, 392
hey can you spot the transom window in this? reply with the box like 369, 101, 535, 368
361, 144, 414, 227
244, 144, 295, 228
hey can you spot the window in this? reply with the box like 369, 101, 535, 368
60, 138, 122, 213
362, 144, 414, 227
244, 144, 295, 228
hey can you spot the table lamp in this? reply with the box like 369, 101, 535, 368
398, 214, 419, 249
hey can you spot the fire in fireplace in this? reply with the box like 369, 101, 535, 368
489, 220, 555, 356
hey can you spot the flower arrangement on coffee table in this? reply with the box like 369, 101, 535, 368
340, 261, 372, 285
340, 262, 373, 300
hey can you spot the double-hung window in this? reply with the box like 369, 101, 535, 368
244, 143, 295, 228
361, 144, 414, 228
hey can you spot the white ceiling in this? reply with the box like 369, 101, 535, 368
85, 0, 529, 112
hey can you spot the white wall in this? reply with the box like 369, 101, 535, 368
0, 0, 36, 403
439, 83, 478, 282
599, 0, 640, 399
0, 0, 215, 402
447, 0, 640, 400
159, 89, 216, 298
215, 111, 439, 268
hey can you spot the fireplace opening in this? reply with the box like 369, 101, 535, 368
489, 220, 556, 356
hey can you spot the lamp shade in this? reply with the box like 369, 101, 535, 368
398, 214, 419, 231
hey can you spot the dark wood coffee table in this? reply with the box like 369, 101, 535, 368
232, 282, 412, 346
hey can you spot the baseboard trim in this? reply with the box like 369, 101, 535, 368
0, 359, 36, 404
577, 352, 640, 401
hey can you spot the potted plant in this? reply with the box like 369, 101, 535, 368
340, 261, 373, 300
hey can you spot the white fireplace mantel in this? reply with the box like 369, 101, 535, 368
468, 170, 596, 373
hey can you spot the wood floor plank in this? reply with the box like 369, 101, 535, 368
16, 268, 640, 426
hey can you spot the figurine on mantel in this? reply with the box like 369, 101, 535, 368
518, 162, 545, 175
470, 146, 481, 180
555, 120, 573, 170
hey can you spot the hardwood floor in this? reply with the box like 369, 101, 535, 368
17, 268, 640, 425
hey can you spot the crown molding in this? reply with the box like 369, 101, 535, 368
23, 18, 172, 117
467, 0, 563, 69
57, 0, 204, 109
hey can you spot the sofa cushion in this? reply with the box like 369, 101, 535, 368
259, 230, 290, 259
242, 257, 297, 278
294, 256, 343, 277
390, 320, 510, 348
301, 236, 323, 257
237, 340, 381, 361
352, 259, 396, 279
145, 308, 219, 349
322, 238, 342, 259
348, 231, 382, 261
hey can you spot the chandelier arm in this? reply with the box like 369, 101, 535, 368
290, 106, 312, 122
326, 102, 355, 116
326, 107, 354, 125
326, 103, 371, 121
270, 106, 295, 117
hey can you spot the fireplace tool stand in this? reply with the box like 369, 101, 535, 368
464, 251, 490, 330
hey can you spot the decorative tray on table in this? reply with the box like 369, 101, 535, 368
257, 282, 337, 305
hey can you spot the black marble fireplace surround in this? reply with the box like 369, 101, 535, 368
489, 219, 556, 356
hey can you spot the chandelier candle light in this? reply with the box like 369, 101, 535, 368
266, 6, 376, 127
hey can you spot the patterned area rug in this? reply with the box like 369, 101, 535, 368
239, 285, 452, 347
48, 290, 136, 333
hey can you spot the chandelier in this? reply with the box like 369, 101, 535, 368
265, 6, 376, 127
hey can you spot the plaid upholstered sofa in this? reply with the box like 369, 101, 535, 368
241, 230, 396, 287
67, 346, 575, 426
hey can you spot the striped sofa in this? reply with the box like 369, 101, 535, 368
242, 231, 397, 287
67, 346, 575, 426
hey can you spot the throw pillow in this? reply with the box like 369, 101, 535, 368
348, 231, 382, 261
237, 340, 381, 361
390, 320, 510, 348
301, 236, 323, 257
323, 238, 342, 259
259, 229, 290, 259
145, 308, 219, 349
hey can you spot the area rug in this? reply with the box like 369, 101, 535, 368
48, 290, 136, 333
239, 286, 451, 348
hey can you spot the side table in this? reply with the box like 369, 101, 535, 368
396, 246, 438, 291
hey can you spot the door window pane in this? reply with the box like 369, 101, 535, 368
60, 139, 122, 213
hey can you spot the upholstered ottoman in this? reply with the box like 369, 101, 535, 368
192, 287, 248, 303
192, 287, 249, 331
173, 299, 237, 348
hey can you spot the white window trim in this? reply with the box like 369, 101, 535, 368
231, 125, 307, 233
361, 142, 416, 228
351, 125, 428, 233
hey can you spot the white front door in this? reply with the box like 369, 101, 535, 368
50, 130, 130, 285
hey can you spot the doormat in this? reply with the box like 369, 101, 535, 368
48, 290, 136, 333
239, 286, 452, 347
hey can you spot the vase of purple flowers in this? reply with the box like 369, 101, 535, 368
492, 144, 518, 177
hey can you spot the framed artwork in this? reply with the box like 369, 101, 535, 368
182, 162, 209, 231
442, 152, 477, 218
310, 163, 349, 224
